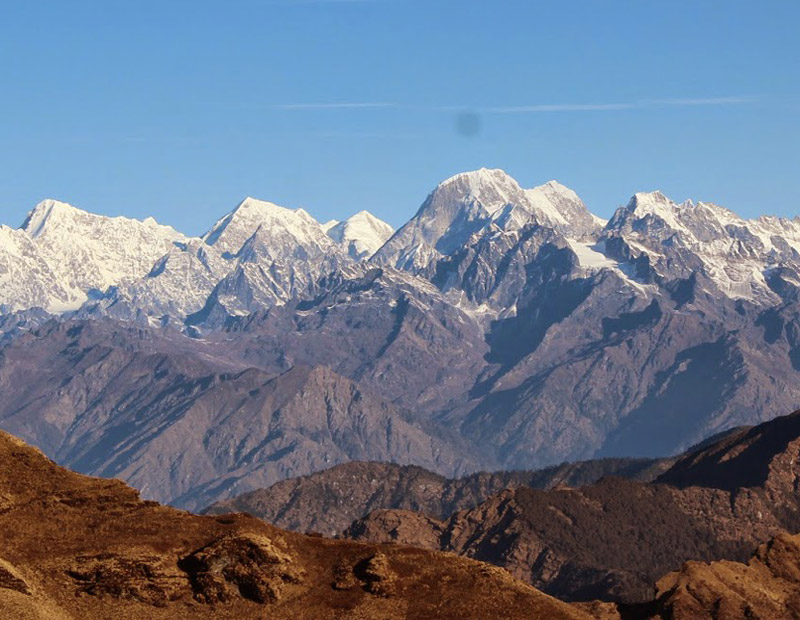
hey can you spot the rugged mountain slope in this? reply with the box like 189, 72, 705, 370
656, 409, 800, 495
203, 458, 671, 537
602, 190, 800, 305
346, 410, 800, 604
7, 399, 800, 619
375, 170, 800, 467
201, 197, 336, 257
0, 308, 52, 344
2, 196, 392, 326
196, 197, 352, 323
0, 225, 73, 313
228, 264, 491, 414
96, 239, 231, 323
90, 197, 357, 326
0, 200, 185, 313
0, 319, 478, 511
0, 429, 590, 620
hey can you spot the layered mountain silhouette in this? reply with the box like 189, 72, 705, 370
6, 424, 800, 619
206, 411, 800, 607
3, 169, 800, 513
203, 458, 673, 537
0, 319, 479, 511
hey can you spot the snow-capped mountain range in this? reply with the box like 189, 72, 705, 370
0, 194, 393, 318
5, 167, 799, 324
4, 167, 800, 509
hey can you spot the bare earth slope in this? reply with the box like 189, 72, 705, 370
7, 424, 800, 619
0, 428, 588, 620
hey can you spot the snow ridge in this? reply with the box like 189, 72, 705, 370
371, 168, 600, 271
3, 171, 800, 321
326, 211, 394, 259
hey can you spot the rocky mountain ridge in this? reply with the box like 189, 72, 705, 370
5, 425, 800, 619
1, 195, 393, 321
640, 530, 800, 619
7, 168, 800, 324
203, 458, 673, 537
343, 410, 800, 603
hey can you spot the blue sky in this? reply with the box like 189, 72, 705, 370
1, 0, 798, 233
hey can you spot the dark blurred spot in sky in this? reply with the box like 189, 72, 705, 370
455, 111, 482, 138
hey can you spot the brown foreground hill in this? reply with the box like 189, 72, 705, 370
0, 428, 592, 620
345, 411, 800, 604
5, 421, 800, 619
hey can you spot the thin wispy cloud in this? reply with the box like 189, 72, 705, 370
485, 103, 636, 113
485, 96, 757, 114
264, 96, 756, 114
644, 96, 756, 106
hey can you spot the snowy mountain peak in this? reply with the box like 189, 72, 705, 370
435, 168, 524, 216
633, 189, 669, 202
540, 179, 577, 195
372, 169, 602, 271
234, 196, 295, 218
441, 167, 517, 186
223, 197, 315, 223
21, 198, 183, 242
609, 191, 726, 236
612, 190, 773, 238
22, 199, 86, 238
0, 224, 74, 313
8, 173, 800, 326
600, 189, 800, 303
203, 197, 325, 256
326, 211, 394, 260
630, 190, 678, 216
627, 190, 675, 211
6, 198, 186, 313
351, 209, 380, 220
